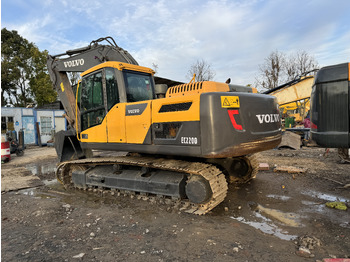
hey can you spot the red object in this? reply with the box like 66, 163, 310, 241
1, 141, 11, 162
227, 110, 243, 130
311, 121, 317, 129
303, 118, 311, 128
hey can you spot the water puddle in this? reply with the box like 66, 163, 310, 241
43, 179, 58, 186
16, 178, 119, 209
17, 179, 63, 200
301, 190, 350, 203
18, 187, 57, 199
256, 204, 303, 227
229, 202, 302, 241
339, 222, 350, 229
230, 213, 298, 241
266, 194, 291, 201
25, 160, 57, 177
301, 200, 324, 212
19, 187, 37, 197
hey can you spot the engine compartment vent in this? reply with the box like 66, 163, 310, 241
167, 82, 203, 96
159, 102, 192, 113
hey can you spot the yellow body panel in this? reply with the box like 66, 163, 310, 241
80, 95, 200, 145
125, 102, 152, 144
166, 81, 229, 98
152, 95, 200, 123
80, 118, 107, 143
106, 103, 126, 143
81, 61, 154, 77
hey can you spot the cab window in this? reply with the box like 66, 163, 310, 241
80, 71, 105, 131
105, 68, 119, 110
124, 71, 154, 102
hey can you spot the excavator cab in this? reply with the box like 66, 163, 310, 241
75, 62, 155, 145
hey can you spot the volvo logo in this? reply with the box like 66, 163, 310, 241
63, 59, 85, 68
256, 114, 280, 124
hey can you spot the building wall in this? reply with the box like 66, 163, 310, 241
1, 107, 66, 145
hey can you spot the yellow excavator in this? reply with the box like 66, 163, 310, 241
264, 75, 314, 126
47, 37, 281, 214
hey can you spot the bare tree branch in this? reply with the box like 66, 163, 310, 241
255, 50, 319, 90
255, 50, 286, 90
152, 63, 159, 75
187, 59, 215, 82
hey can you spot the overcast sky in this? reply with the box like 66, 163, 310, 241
2, 0, 350, 86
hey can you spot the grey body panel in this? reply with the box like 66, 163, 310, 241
200, 92, 281, 157
81, 141, 202, 157
152, 121, 201, 146
310, 63, 350, 148
125, 103, 148, 116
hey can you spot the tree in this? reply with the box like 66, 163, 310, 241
29, 49, 57, 106
1, 28, 34, 106
255, 50, 286, 90
255, 50, 319, 90
1, 56, 16, 106
1, 28, 57, 107
151, 63, 159, 75
285, 50, 318, 81
187, 59, 215, 82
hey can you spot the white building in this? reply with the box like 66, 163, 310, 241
1, 107, 67, 145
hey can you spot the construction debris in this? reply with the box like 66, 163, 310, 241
274, 165, 307, 174
277, 131, 301, 150
259, 163, 270, 171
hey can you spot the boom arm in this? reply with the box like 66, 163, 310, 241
47, 37, 138, 129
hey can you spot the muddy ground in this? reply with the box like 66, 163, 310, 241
1, 145, 350, 261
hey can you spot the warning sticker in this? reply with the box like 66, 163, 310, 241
221, 96, 240, 108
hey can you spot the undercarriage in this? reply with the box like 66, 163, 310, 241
56, 154, 258, 215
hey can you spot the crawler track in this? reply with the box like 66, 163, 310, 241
56, 156, 228, 215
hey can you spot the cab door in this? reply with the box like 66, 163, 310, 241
123, 70, 154, 144
105, 68, 126, 143
79, 70, 107, 143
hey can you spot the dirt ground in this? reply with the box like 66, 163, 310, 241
1, 145, 350, 261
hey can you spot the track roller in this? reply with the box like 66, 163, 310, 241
185, 175, 212, 204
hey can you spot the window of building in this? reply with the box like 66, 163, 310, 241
40, 116, 52, 135
1, 116, 14, 134
1, 117, 6, 133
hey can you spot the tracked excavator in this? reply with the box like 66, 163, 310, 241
47, 37, 282, 214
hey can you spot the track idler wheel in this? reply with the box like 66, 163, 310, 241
227, 155, 258, 184
206, 154, 258, 184
185, 176, 212, 204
